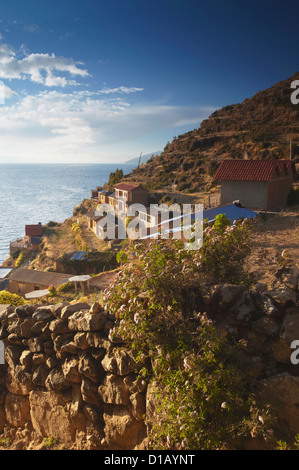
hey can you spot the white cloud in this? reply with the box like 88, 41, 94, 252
0, 88, 215, 163
0, 42, 89, 86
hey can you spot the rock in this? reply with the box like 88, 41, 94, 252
78, 352, 104, 383
260, 294, 279, 316
68, 310, 107, 332
275, 267, 299, 291
81, 376, 101, 406
73, 332, 91, 350
6, 366, 33, 395
280, 307, 299, 344
29, 390, 76, 443
229, 291, 257, 323
61, 357, 81, 383
90, 302, 102, 315
130, 392, 146, 421
267, 286, 297, 306
101, 348, 140, 376
60, 303, 91, 320
32, 363, 49, 387
49, 319, 69, 334
83, 403, 101, 423
213, 284, 246, 310
103, 403, 146, 450
0, 404, 5, 433
70, 384, 86, 432
32, 307, 54, 322
50, 302, 70, 318
98, 374, 130, 405
5, 392, 30, 427
45, 367, 72, 392
253, 317, 279, 336
258, 373, 299, 434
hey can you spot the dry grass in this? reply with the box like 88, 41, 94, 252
247, 208, 299, 285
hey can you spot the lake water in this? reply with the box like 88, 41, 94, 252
0, 163, 135, 265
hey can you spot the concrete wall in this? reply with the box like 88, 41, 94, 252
221, 180, 268, 210
221, 177, 293, 211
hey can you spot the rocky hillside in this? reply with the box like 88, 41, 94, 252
127, 72, 299, 192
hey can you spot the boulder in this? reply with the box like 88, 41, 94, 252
258, 373, 299, 434
103, 403, 146, 450
68, 310, 106, 332
29, 390, 76, 443
60, 303, 91, 320
98, 374, 130, 405
5, 392, 30, 427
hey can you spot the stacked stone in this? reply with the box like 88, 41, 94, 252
0, 301, 147, 449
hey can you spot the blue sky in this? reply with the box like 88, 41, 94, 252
0, 0, 298, 163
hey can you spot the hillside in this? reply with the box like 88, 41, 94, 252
125, 72, 299, 193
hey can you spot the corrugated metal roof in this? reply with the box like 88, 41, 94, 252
25, 224, 43, 236
201, 204, 257, 223
213, 159, 296, 182
71, 251, 87, 261
9, 269, 72, 287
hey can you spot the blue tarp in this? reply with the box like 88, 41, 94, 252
200, 203, 258, 224
71, 251, 87, 261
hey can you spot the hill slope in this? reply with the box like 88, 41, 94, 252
127, 73, 299, 192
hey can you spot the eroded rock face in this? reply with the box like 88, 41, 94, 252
0, 268, 298, 450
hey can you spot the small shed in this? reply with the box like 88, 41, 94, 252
213, 159, 297, 211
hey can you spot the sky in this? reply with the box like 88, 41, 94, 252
0, 0, 298, 164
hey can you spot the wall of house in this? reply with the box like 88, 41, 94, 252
221, 180, 269, 210
267, 177, 293, 210
9, 281, 48, 297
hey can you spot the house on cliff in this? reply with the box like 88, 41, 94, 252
213, 159, 297, 211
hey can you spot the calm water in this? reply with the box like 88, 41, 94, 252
0, 163, 135, 265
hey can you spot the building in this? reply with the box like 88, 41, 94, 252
9, 268, 72, 297
10, 223, 43, 256
110, 183, 149, 212
213, 159, 297, 211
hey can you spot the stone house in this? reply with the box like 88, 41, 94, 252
213, 159, 297, 211
9, 269, 72, 297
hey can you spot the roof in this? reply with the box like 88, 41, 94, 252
141, 203, 257, 240
86, 210, 103, 221
9, 269, 72, 288
71, 251, 87, 261
25, 224, 43, 237
201, 203, 257, 223
114, 183, 147, 192
30, 236, 41, 245
213, 159, 296, 182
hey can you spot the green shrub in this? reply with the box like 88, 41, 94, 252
0, 291, 25, 306
56, 281, 73, 293
15, 250, 27, 267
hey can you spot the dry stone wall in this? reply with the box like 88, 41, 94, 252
0, 265, 299, 450
0, 300, 147, 450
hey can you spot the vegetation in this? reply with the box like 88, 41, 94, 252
15, 250, 28, 267
108, 168, 124, 186
0, 290, 25, 306
105, 215, 268, 449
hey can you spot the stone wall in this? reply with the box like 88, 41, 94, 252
0, 301, 147, 450
0, 265, 299, 450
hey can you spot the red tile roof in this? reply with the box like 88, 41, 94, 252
25, 224, 43, 237
114, 183, 147, 191
213, 159, 296, 182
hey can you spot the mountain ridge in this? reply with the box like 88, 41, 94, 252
125, 72, 299, 193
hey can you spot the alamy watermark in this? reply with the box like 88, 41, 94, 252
0, 340, 4, 365
94, 199, 203, 250
290, 80, 299, 104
